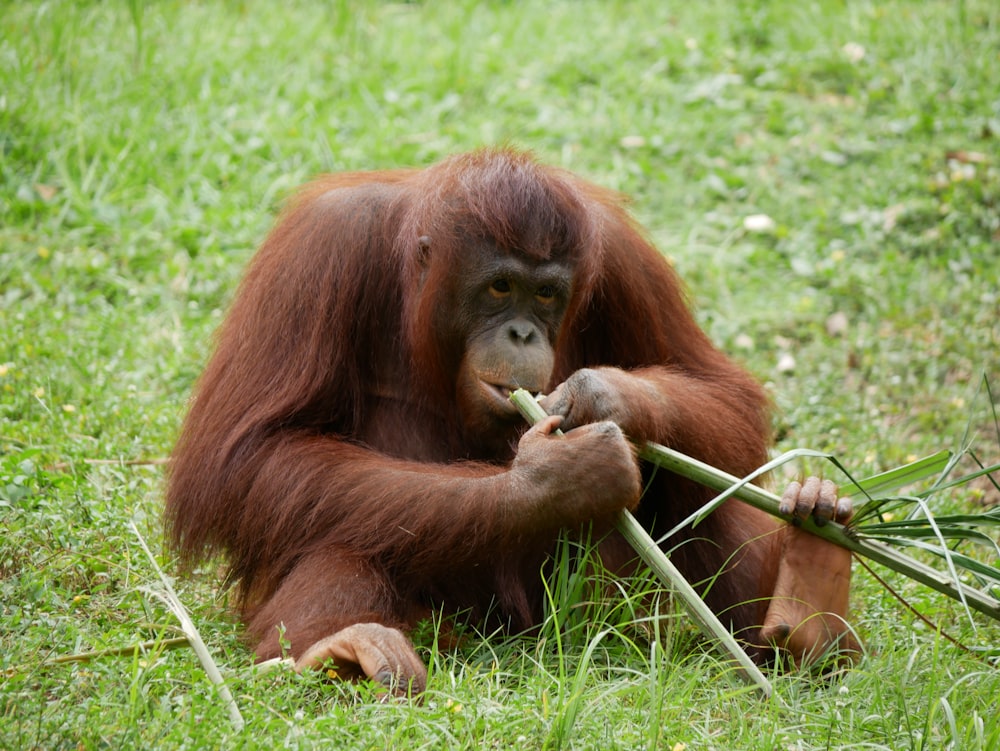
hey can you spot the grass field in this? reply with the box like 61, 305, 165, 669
2, 1, 999, 748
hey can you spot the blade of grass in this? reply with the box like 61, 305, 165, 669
916, 460, 1000, 498
863, 506, 1000, 544
859, 538, 1000, 585
838, 450, 953, 499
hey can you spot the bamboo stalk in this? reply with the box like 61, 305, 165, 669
509, 390, 773, 697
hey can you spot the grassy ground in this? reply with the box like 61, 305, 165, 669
2, 1, 999, 748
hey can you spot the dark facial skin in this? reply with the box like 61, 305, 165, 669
447, 245, 573, 436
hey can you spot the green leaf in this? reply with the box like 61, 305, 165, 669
841, 450, 952, 499
859, 536, 1000, 585
917, 460, 1000, 498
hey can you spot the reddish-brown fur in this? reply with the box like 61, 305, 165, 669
166, 148, 817, 672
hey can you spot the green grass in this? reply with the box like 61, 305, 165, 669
2, 0, 999, 748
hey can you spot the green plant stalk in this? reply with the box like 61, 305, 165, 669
45, 637, 190, 665
131, 523, 246, 732
509, 390, 773, 696
509, 389, 1000, 624
639, 440, 1000, 622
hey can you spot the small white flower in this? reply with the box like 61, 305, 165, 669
743, 214, 776, 233
842, 42, 866, 63
777, 352, 796, 373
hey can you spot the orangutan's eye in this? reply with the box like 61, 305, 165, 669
535, 285, 557, 304
489, 279, 512, 298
